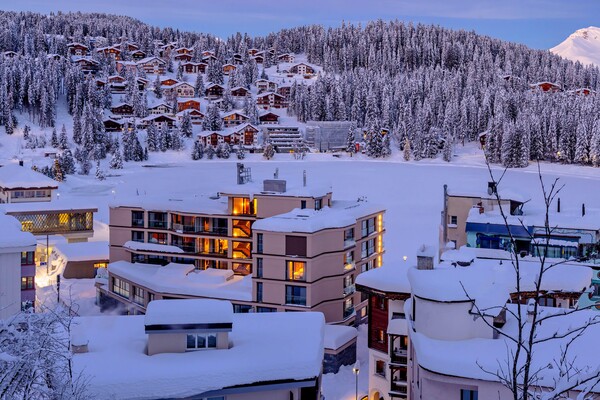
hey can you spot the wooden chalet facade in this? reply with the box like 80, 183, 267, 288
222, 111, 249, 127
103, 118, 125, 132
177, 109, 204, 125
529, 82, 561, 93
68, 43, 88, 56
289, 63, 316, 76
258, 111, 280, 125
137, 57, 166, 75
177, 99, 201, 112
231, 87, 250, 97
147, 102, 173, 115
205, 84, 224, 99
181, 62, 207, 74
169, 82, 195, 98
223, 63, 236, 75
174, 53, 193, 62
116, 61, 138, 74
161, 78, 179, 86
197, 124, 259, 147
96, 46, 121, 60
141, 114, 176, 130
72, 57, 100, 74
256, 79, 278, 93
277, 53, 295, 63
110, 103, 134, 116
131, 50, 146, 60
277, 85, 292, 99
256, 92, 286, 109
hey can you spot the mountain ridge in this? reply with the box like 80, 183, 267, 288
551, 26, 600, 67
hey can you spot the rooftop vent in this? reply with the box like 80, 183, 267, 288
416, 244, 435, 270
263, 179, 286, 193
487, 181, 497, 196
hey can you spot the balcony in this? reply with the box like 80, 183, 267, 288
203, 227, 229, 236
390, 381, 408, 396
343, 284, 356, 296
148, 220, 168, 229
390, 350, 408, 365
285, 295, 307, 306
132, 218, 144, 227
198, 250, 228, 258
171, 223, 199, 234
344, 262, 355, 271
173, 243, 197, 253
344, 238, 355, 248
13, 211, 94, 235
343, 306, 355, 319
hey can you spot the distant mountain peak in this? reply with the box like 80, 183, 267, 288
551, 26, 600, 66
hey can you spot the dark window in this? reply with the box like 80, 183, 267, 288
300, 200, 306, 209
256, 258, 263, 278
538, 297, 556, 307
315, 198, 322, 210
285, 235, 307, 257
285, 285, 307, 306
21, 251, 35, 266
461, 389, 478, 400
148, 212, 167, 229
132, 211, 144, 227
233, 304, 252, 313
375, 360, 386, 377
256, 282, 263, 303
257, 307, 276, 313
344, 228, 354, 241
131, 231, 144, 243
256, 233, 263, 254
450, 215, 458, 225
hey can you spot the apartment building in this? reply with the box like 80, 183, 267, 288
72, 299, 325, 400
0, 163, 57, 203
0, 214, 36, 318
102, 165, 385, 324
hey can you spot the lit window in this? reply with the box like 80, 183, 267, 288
94, 262, 108, 269
286, 261, 306, 281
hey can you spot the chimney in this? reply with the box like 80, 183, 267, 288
416, 245, 435, 270
18, 160, 24, 167
303, 170, 307, 187
557, 197, 561, 213
582, 203, 586, 217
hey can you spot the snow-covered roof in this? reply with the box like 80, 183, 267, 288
52, 241, 109, 262
110, 194, 228, 216
137, 56, 165, 65
0, 199, 98, 213
123, 240, 184, 254
409, 303, 600, 391
219, 177, 332, 199
145, 299, 233, 327
194, 123, 258, 138
72, 311, 324, 399
0, 164, 58, 189
323, 324, 357, 350
447, 186, 527, 203
0, 214, 36, 251
141, 114, 176, 123
252, 200, 384, 233
355, 262, 411, 295
221, 110, 249, 119
108, 261, 252, 301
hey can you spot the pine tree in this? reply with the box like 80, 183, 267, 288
194, 73, 205, 97
79, 153, 92, 175
263, 142, 275, 160
381, 133, 392, 158
191, 141, 205, 160
59, 149, 76, 175
159, 125, 170, 151
153, 74, 163, 99
218, 143, 231, 159
403, 137, 411, 161
146, 123, 159, 151
442, 131, 453, 162
95, 161, 106, 180
109, 148, 124, 169
52, 159, 64, 182
236, 145, 246, 160
72, 110, 82, 145
171, 130, 183, 151
51, 128, 59, 148
59, 124, 69, 150
206, 144, 215, 159
345, 123, 356, 153
180, 112, 193, 138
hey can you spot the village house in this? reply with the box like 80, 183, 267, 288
202, 54, 217, 63
230, 86, 250, 98
96, 46, 121, 60
67, 43, 88, 56
137, 56, 167, 75
71, 57, 100, 74
110, 103, 134, 117
140, 114, 176, 130
529, 81, 562, 93
104, 117, 125, 132
0, 163, 57, 204
116, 60, 138, 74
177, 99, 201, 112
176, 109, 204, 125
277, 84, 292, 99
231, 53, 243, 64
253, 54, 264, 64
169, 82, 195, 98
3, 50, 17, 58
130, 49, 146, 61
277, 53, 295, 63
256, 92, 286, 109
258, 111, 280, 125
223, 63, 236, 75
174, 53, 193, 62
205, 83, 225, 99
147, 101, 173, 115
46, 53, 62, 61
180, 61, 207, 74
160, 78, 179, 87
174, 47, 193, 55
289, 63, 317, 76
196, 124, 259, 148
72, 299, 324, 400
256, 79, 279, 93
48, 241, 109, 279
222, 110, 250, 127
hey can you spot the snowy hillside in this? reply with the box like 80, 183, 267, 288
550, 26, 600, 66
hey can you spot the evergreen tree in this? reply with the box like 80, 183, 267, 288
159, 125, 170, 151
95, 160, 106, 180
191, 141, 205, 160
180, 112, 193, 138
236, 145, 246, 160
146, 123, 159, 152
153, 74, 163, 99
442, 132, 453, 162
206, 144, 215, 159
59, 124, 69, 150
345, 123, 356, 153
109, 147, 124, 169
52, 159, 64, 182
51, 128, 59, 148
194, 73, 205, 97
263, 142, 275, 160
79, 152, 92, 175
171, 130, 183, 151
381, 133, 392, 158
59, 149, 76, 175
403, 137, 411, 161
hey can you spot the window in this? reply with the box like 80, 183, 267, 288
344, 228, 355, 242
450, 215, 458, 225
343, 297, 354, 318
392, 312, 406, 320
131, 231, 144, 243
233, 304, 252, 313
461, 389, 478, 400
257, 306, 276, 313
148, 232, 167, 245
285, 235, 307, 257
285, 285, 307, 306
538, 297, 556, 307
133, 286, 145, 305
256, 233, 263, 254
186, 333, 217, 350
21, 251, 35, 266
148, 212, 167, 229
361, 239, 375, 258
256, 258, 263, 278
112, 277, 130, 298
377, 329, 385, 343
131, 211, 144, 227
21, 276, 34, 290
361, 217, 376, 237
375, 360, 386, 377
232, 197, 256, 216
300, 200, 306, 209
256, 282, 263, 303
344, 250, 354, 265
94, 262, 108, 269
148, 293, 155, 303
286, 261, 306, 281
315, 198, 322, 210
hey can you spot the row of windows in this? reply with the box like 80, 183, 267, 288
186, 334, 217, 350
12, 190, 51, 199
256, 283, 308, 306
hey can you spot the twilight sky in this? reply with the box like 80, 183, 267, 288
2, 0, 599, 49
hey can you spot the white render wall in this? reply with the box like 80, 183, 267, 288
0, 252, 22, 320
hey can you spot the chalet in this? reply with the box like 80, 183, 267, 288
529, 82, 561, 93
248, 48, 260, 56
147, 102, 173, 115
205, 83, 224, 99
277, 85, 292, 99
253, 55, 264, 64
256, 79, 278, 93
266, 48, 276, 56
159, 42, 177, 57
160, 78, 179, 87
258, 111, 280, 125
116, 61, 138, 74
96, 79, 107, 89
137, 57, 166, 75
67, 43, 88, 56
569, 88, 596, 96
136, 77, 150, 91
96, 46, 121, 60
103, 117, 125, 133
174, 53, 193, 62
201, 50, 215, 58
277, 53, 295, 63
222, 111, 249, 127
231, 53, 243, 64
120, 42, 140, 52
3, 51, 17, 58
176, 109, 204, 125
140, 114, 176, 130
230, 87, 250, 97
107, 76, 128, 93
46, 54, 62, 61
202, 54, 217, 63
180, 62, 207, 74
289, 63, 316, 76
110, 103, 134, 116
223, 63, 236, 75
197, 131, 222, 147
108, 75, 126, 84
166, 82, 195, 98
175, 47, 193, 55
130, 50, 146, 61
72, 57, 100, 74
256, 92, 286, 109
177, 99, 201, 112
197, 124, 259, 147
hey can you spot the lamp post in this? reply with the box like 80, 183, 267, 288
352, 361, 360, 400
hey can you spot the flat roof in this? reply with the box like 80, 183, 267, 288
0, 164, 58, 190
0, 214, 36, 250
53, 241, 109, 262
0, 199, 98, 214
145, 299, 233, 326
219, 179, 332, 200
252, 200, 384, 233
72, 311, 325, 399
110, 195, 228, 216
108, 261, 252, 301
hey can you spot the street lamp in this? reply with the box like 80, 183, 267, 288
352, 361, 360, 400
